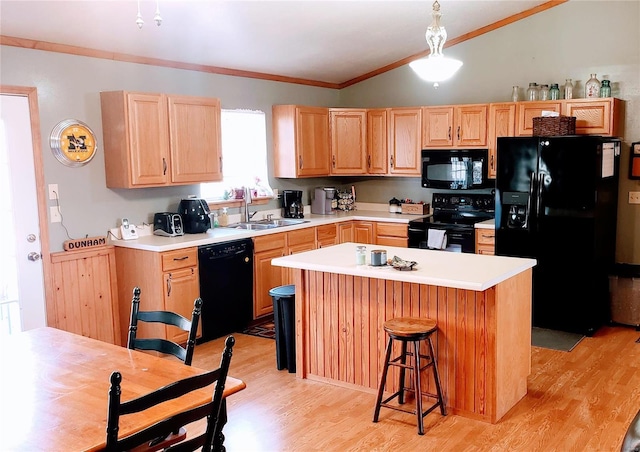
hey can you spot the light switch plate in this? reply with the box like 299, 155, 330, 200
48, 184, 58, 200
629, 192, 640, 204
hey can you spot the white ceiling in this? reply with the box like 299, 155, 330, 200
0, 0, 551, 86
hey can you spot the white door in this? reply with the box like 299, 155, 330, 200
0, 94, 47, 334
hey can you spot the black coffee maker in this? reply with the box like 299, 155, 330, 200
282, 190, 304, 218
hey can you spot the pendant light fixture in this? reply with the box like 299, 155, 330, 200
136, 0, 163, 29
409, 1, 463, 87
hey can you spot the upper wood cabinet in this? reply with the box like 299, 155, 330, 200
100, 91, 222, 188
329, 109, 367, 175
487, 103, 517, 179
388, 108, 421, 176
516, 101, 562, 136
422, 104, 488, 148
562, 98, 623, 137
273, 105, 330, 178
366, 109, 389, 174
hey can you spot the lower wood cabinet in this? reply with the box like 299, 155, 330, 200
475, 228, 495, 255
316, 224, 338, 248
375, 222, 408, 247
49, 246, 121, 345
114, 246, 200, 346
354, 221, 374, 243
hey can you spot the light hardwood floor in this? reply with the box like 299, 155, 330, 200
191, 325, 640, 451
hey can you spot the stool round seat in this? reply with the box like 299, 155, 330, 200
383, 317, 437, 341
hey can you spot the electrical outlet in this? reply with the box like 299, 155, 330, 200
50, 206, 61, 223
629, 191, 640, 204
48, 184, 58, 200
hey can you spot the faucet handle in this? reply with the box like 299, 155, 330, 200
266, 213, 274, 221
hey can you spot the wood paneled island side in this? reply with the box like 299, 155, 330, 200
272, 243, 536, 423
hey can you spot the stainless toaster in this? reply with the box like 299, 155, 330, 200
153, 213, 184, 237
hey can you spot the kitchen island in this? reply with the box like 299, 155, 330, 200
272, 243, 536, 423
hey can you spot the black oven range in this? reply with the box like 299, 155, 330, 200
408, 193, 495, 253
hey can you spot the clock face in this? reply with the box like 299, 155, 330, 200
50, 119, 98, 167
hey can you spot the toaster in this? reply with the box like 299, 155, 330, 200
153, 213, 184, 237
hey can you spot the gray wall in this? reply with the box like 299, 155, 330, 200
1, 0, 639, 263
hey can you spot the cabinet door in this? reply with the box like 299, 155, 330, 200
354, 221, 374, 244
330, 109, 367, 175
563, 99, 614, 135
488, 103, 517, 179
316, 224, 338, 248
456, 104, 487, 147
254, 248, 286, 318
516, 101, 562, 136
366, 109, 388, 174
297, 106, 330, 177
127, 92, 170, 185
475, 229, 495, 255
338, 222, 354, 243
163, 266, 200, 344
422, 106, 454, 147
389, 108, 421, 176
168, 96, 222, 184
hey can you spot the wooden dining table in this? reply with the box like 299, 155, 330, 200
0, 327, 246, 451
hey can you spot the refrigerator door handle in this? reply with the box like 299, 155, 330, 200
537, 172, 544, 219
526, 171, 535, 229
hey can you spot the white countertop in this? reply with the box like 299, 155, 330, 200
272, 242, 535, 291
109, 210, 429, 252
475, 219, 495, 229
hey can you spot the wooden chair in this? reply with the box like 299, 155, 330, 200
127, 286, 202, 366
106, 335, 235, 452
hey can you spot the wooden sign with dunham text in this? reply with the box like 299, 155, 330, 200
63, 236, 107, 251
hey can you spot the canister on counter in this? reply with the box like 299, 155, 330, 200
356, 245, 367, 265
370, 249, 387, 266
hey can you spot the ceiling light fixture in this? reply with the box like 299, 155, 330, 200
136, 0, 163, 29
409, 1, 462, 88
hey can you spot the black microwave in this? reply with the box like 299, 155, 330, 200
421, 149, 493, 190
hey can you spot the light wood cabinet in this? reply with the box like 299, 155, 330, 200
475, 228, 495, 255
114, 246, 200, 346
422, 104, 488, 148
273, 105, 330, 177
354, 221, 375, 243
316, 223, 338, 248
338, 221, 354, 243
100, 91, 222, 188
330, 109, 367, 175
516, 101, 562, 136
487, 103, 517, 179
562, 98, 623, 136
49, 246, 120, 345
388, 108, 421, 176
366, 109, 388, 174
253, 229, 316, 318
375, 222, 408, 247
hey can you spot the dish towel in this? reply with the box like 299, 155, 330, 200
427, 229, 447, 250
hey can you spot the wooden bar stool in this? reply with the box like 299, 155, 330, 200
373, 317, 446, 435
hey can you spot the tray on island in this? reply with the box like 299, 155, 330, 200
390, 256, 417, 271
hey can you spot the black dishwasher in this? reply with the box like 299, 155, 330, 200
198, 238, 254, 343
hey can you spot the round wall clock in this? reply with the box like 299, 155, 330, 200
50, 119, 98, 167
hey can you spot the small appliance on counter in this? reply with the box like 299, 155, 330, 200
177, 196, 211, 233
282, 189, 304, 218
311, 187, 336, 215
153, 212, 183, 237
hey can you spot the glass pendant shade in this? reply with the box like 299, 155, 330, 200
410, 1, 462, 85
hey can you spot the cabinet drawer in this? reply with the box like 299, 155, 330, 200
287, 228, 315, 247
376, 222, 408, 238
253, 233, 286, 253
476, 229, 495, 245
316, 224, 337, 242
376, 236, 408, 248
161, 247, 197, 271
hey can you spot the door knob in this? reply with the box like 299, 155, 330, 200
27, 252, 41, 262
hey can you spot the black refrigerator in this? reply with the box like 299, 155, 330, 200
495, 135, 621, 336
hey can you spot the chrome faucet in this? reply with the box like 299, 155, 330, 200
244, 187, 257, 222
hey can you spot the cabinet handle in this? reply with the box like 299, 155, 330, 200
162, 158, 167, 175
219, 156, 223, 172
390, 155, 394, 168
298, 155, 303, 169
367, 155, 371, 168
491, 154, 494, 170
332, 155, 336, 168
166, 273, 172, 297
448, 126, 451, 140
173, 256, 189, 261
457, 126, 461, 141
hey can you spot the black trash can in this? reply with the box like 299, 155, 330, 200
270, 284, 296, 373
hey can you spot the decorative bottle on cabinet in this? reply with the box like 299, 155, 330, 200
549, 84, 560, 100
539, 84, 550, 101
585, 73, 601, 98
599, 79, 611, 98
563, 79, 574, 99
511, 86, 520, 102
526, 83, 539, 101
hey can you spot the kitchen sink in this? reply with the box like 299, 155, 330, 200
254, 218, 309, 227
224, 219, 309, 230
